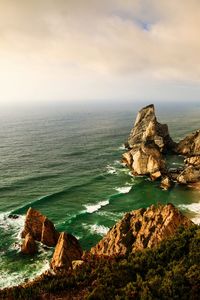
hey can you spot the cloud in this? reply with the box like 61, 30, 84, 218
0, 0, 200, 103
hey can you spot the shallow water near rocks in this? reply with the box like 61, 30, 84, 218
0, 103, 200, 288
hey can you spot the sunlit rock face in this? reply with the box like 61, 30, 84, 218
91, 204, 193, 257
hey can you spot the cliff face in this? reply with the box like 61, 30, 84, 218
90, 204, 193, 256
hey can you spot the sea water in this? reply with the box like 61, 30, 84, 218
0, 102, 200, 288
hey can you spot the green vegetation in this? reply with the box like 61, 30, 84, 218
0, 225, 199, 299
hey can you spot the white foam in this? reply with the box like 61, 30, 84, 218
115, 186, 132, 194
118, 144, 126, 150
97, 211, 124, 222
179, 203, 200, 214
106, 164, 117, 174
179, 202, 200, 224
82, 223, 109, 236
84, 200, 109, 214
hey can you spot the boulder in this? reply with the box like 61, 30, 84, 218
51, 232, 83, 272
160, 176, 172, 190
177, 166, 200, 184
21, 233, 37, 255
90, 204, 192, 256
176, 130, 200, 156
21, 208, 59, 247
127, 104, 175, 153
185, 156, 200, 167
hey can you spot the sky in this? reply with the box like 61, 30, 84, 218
0, 0, 200, 107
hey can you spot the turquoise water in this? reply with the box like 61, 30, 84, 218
0, 103, 200, 288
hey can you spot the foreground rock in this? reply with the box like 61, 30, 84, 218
91, 204, 192, 256
51, 232, 83, 272
21, 208, 59, 247
21, 233, 37, 255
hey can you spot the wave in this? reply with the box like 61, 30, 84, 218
11, 174, 107, 215
115, 186, 132, 194
118, 144, 126, 150
82, 223, 109, 236
0, 212, 24, 233
106, 164, 117, 174
179, 202, 200, 224
84, 200, 109, 214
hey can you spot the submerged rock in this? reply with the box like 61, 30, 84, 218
21, 233, 37, 255
51, 232, 83, 272
90, 204, 192, 256
21, 208, 59, 247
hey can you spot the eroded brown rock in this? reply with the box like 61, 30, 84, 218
21, 233, 37, 255
90, 204, 192, 256
160, 176, 172, 190
21, 208, 59, 247
51, 232, 83, 272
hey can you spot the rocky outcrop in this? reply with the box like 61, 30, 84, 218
127, 104, 175, 152
125, 141, 165, 176
176, 130, 200, 155
21, 208, 59, 247
90, 204, 192, 256
177, 165, 200, 184
122, 105, 174, 178
51, 232, 83, 272
21, 233, 37, 255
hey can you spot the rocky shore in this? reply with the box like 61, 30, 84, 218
122, 104, 200, 189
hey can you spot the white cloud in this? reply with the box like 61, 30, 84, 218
0, 0, 200, 104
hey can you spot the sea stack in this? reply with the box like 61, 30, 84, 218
122, 104, 175, 178
21, 208, 59, 247
90, 203, 193, 257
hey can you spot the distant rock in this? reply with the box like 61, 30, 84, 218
90, 204, 192, 256
176, 130, 200, 155
21, 233, 37, 255
21, 208, 59, 247
127, 104, 175, 153
51, 232, 83, 272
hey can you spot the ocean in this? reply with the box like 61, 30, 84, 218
0, 102, 200, 288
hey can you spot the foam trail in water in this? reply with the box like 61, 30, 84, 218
82, 223, 109, 236
115, 186, 132, 194
106, 164, 117, 174
84, 200, 109, 214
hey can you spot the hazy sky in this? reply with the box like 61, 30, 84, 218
0, 0, 200, 106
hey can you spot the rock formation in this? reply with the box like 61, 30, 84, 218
51, 232, 83, 272
90, 204, 192, 256
176, 130, 200, 155
174, 130, 200, 184
21, 233, 37, 255
122, 104, 175, 179
123, 104, 200, 189
127, 104, 175, 152
21, 208, 59, 247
